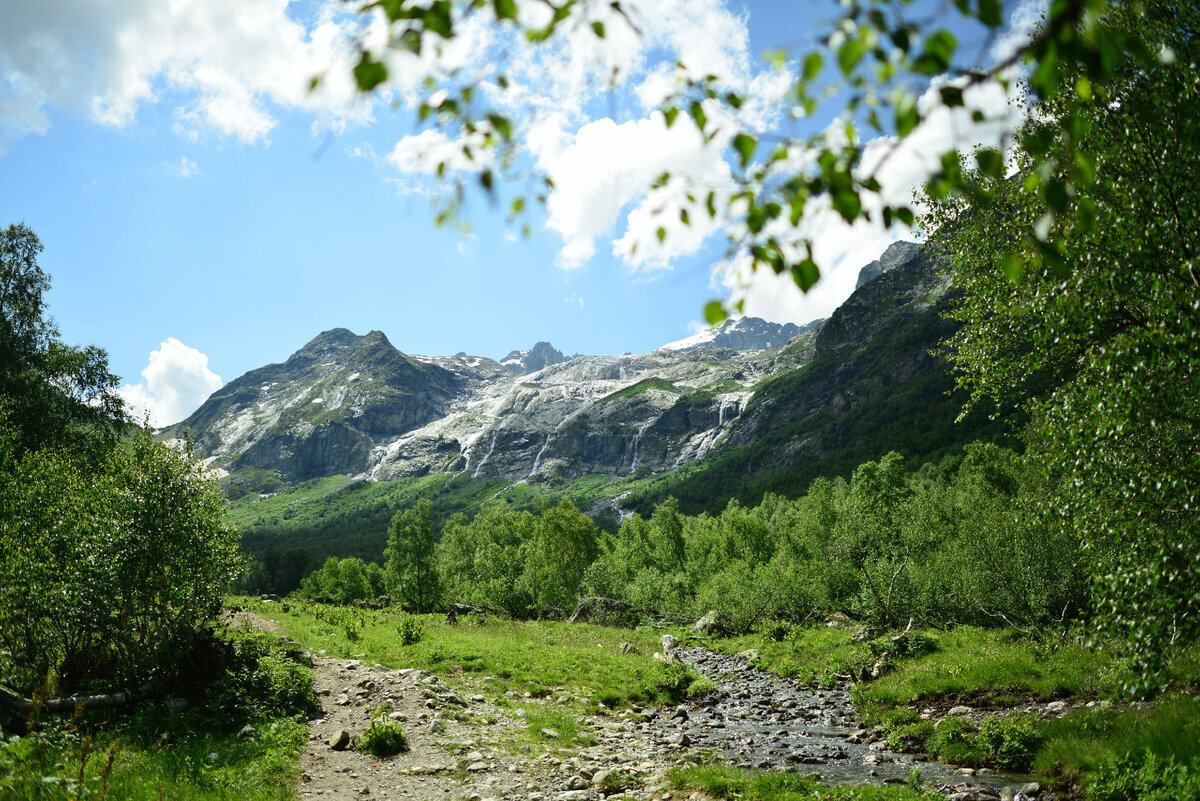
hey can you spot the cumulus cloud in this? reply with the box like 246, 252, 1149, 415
719, 78, 1025, 325
376, 0, 788, 271
118, 338, 223, 427
0, 0, 373, 151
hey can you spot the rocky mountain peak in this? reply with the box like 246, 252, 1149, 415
856, 240, 920, 288
500, 341, 566, 375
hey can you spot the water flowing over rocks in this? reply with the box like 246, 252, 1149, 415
652, 647, 1037, 799
294, 641, 1049, 801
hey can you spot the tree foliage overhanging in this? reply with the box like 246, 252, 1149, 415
924, 0, 1200, 695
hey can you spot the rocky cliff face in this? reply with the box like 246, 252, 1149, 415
174, 241, 958, 496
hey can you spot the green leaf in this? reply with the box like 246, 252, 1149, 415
977, 0, 1003, 27
706, 192, 717, 218
494, 0, 518, 20
913, 30, 957, 75
802, 52, 823, 82
792, 259, 820, 292
353, 53, 389, 92
487, 114, 513, 141
939, 86, 964, 107
732, 134, 757, 168
976, 148, 1003, 178
663, 107, 680, 128
424, 1, 453, 38
656, 227, 667, 244
832, 190, 862, 223
837, 38, 866, 75
680, 208, 690, 226
703, 301, 727, 325
689, 102, 707, 132
591, 21, 605, 38
999, 253, 1024, 283
895, 95, 919, 137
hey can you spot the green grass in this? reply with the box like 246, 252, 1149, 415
668, 763, 941, 801
1035, 694, 1200, 784
711, 625, 1123, 716
250, 600, 694, 709
855, 628, 1122, 715
0, 713, 305, 801
599, 377, 677, 403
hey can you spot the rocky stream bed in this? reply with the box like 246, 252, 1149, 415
292, 638, 1060, 801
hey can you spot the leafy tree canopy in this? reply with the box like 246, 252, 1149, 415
0, 223, 126, 457
334, 0, 1157, 317
923, 0, 1199, 695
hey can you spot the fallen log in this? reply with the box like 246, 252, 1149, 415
0, 681, 163, 715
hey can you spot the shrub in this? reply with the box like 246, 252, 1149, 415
929, 715, 982, 765
0, 427, 241, 695
207, 627, 319, 722
356, 706, 409, 757
686, 676, 717, 699
397, 614, 424, 645
758, 619, 795, 642
1088, 751, 1200, 801
977, 714, 1043, 771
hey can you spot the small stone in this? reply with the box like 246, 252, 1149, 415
467, 762, 489, 772
1019, 782, 1042, 796
237, 724, 258, 738
541, 728, 562, 739
515, 709, 527, 719
567, 775, 589, 790
947, 705, 973, 717
1046, 701, 1068, 713
327, 730, 351, 751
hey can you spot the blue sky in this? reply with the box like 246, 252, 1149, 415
1, 0, 1037, 424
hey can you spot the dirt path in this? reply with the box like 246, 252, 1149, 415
231, 616, 1061, 801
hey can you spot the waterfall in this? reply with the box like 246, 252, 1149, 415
527, 397, 596, 479
472, 429, 500, 478
629, 418, 655, 473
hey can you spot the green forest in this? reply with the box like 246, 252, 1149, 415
3, 0, 1199, 799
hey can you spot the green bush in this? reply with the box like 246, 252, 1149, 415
886, 720, 934, 752
977, 714, 1043, 771
929, 715, 981, 765
397, 614, 425, 645
687, 676, 717, 699
0, 426, 241, 695
207, 627, 319, 722
356, 706, 409, 757
1088, 751, 1200, 801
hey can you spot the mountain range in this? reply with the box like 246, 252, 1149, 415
170, 240, 1011, 528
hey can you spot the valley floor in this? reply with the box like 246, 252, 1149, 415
234, 601, 1200, 801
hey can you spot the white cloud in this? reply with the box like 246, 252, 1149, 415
167, 156, 199, 177
376, 0, 786, 270
564, 294, 585, 309
720, 78, 1025, 326
118, 337, 223, 427
0, 0, 372, 151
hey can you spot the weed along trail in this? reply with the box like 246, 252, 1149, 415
658, 646, 1035, 799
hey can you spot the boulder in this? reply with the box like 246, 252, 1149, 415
691, 610, 731, 636
826, 612, 855, 630
327, 729, 351, 750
